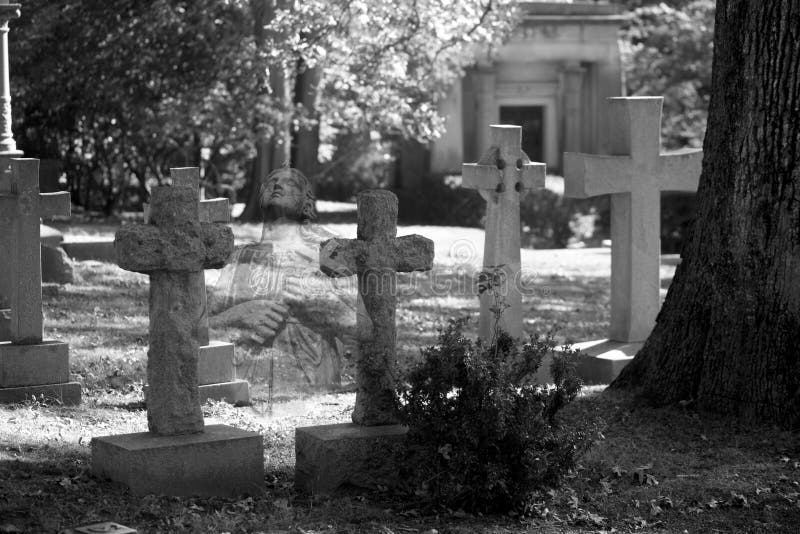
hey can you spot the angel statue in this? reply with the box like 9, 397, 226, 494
208, 166, 357, 397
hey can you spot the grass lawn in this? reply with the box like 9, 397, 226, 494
1, 223, 798, 533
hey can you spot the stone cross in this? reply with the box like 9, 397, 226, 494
115, 180, 233, 435
563, 96, 702, 342
144, 167, 229, 225
462, 125, 546, 340
0, 158, 70, 344
167, 167, 230, 346
319, 190, 433, 426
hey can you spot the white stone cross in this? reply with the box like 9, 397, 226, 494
462, 125, 546, 340
0, 158, 70, 344
563, 97, 702, 342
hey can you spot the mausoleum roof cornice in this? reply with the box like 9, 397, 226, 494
519, 1, 620, 16
521, 15, 626, 24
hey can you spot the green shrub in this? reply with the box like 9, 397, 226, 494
397, 269, 593, 514
395, 177, 485, 227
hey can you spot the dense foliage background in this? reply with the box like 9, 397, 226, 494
8, 0, 714, 237
10, 0, 515, 215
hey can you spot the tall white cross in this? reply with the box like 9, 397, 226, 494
462, 125, 546, 340
563, 97, 702, 342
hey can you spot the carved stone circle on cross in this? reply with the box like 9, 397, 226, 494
462, 125, 546, 340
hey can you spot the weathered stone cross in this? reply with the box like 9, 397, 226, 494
319, 190, 433, 426
0, 158, 70, 344
462, 125, 546, 340
167, 167, 230, 346
563, 96, 702, 342
115, 178, 233, 435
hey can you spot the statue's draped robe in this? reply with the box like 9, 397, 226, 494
209, 222, 357, 390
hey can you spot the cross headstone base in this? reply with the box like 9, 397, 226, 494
91, 424, 264, 497
143, 341, 251, 405
60, 522, 137, 534
0, 340, 81, 404
197, 341, 250, 404
295, 423, 407, 495
533, 339, 642, 385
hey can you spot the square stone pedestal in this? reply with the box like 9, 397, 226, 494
145, 341, 251, 405
0, 309, 9, 341
0, 340, 81, 404
198, 340, 236, 384
198, 380, 250, 405
92, 424, 264, 497
534, 339, 643, 385
295, 423, 407, 495
198, 341, 250, 405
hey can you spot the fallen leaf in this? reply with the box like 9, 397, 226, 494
649, 501, 663, 516
729, 492, 749, 508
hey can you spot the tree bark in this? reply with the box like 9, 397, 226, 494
610, 0, 800, 426
293, 59, 321, 183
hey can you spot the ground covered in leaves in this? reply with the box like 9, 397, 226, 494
1, 223, 797, 533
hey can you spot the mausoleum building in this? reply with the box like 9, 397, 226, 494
399, 1, 625, 187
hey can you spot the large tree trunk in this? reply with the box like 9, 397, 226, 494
293, 60, 321, 183
610, 0, 800, 426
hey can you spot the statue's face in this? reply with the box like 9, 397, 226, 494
261, 170, 307, 215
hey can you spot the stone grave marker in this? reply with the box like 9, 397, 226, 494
143, 167, 248, 405
0, 158, 80, 404
92, 177, 263, 497
0, 2, 27, 339
559, 96, 702, 383
295, 189, 434, 494
462, 125, 546, 340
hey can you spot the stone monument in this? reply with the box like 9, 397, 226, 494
295, 189, 434, 493
0, 158, 80, 404
143, 167, 249, 405
561, 96, 702, 383
92, 177, 263, 497
0, 1, 24, 339
462, 124, 546, 340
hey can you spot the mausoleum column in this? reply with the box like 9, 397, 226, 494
473, 67, 497, 157
562, 61, 585, 160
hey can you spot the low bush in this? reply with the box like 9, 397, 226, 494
397, 269, 595, 514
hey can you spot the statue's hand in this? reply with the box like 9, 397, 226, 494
210, 299, 290, 345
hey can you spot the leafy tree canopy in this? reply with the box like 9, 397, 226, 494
9, 0, 515, 211
620, 0, 715, 148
